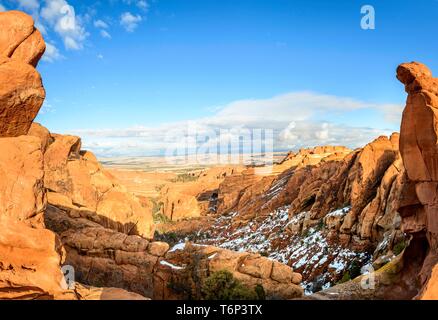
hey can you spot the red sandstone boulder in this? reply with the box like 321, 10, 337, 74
0, 11, 46, 137
0, 57, 45, 137
0, 136, 45, 228
42, 132, 155, 239
0, 216, 66, 299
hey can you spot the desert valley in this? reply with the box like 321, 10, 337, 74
1, 9, 438, 301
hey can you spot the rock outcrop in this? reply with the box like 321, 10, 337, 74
0, 136, 46, 228
215, 146, 352, 222
34, 127, 155, 239
160, 166, 244, 221
163, 136, 407, 292
212, 138, 402, 252
0, 10, 148, 300
396, 61, 438, 299
45, 203, 303, 299
0, 11, 45, 137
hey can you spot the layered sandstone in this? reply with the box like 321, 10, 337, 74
29, 126, 155, 239
212, 138, 402, 254
215, 146, 352, 222
45, 203, 303, 299
159, 166, 245, 221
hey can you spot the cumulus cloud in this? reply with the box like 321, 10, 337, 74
100, 29, 111, 39
40, 0, 88, 50
136, 0, 149, 11
16, 0, 40, 11
94, 19, 108, 29
0, 3, 5, 11
42, 41, 64, 62
122, 0, 149, 11
69, 91, 402, 157
94, 19, 111, 38
120, 11, 142, 32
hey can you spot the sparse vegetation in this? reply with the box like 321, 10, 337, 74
336, 260, 362, 285
316, 219, 325, 231
349, 260, 362, 279
171, 173, 199, 183
393, 240, 407, 255
149, 197, 170, 224
337, 271, 351, 284
202, 270, 263, 300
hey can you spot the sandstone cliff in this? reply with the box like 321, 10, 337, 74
396, 62, 438, 299
0, 11, 146, 300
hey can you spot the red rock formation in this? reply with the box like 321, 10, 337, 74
0, 136, 46, 228
45, 202, 303, 299
397, 61, 438, 299
0, 11, 148, 300
160, 166, 244, 221
0, 11, 45, 137
212, 138, 402, 252
216, 147, 352, 223
30, 126, 155, 239
0, 216, 67, 299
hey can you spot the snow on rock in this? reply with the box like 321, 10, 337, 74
160, 260, 185, 270
325, 206, 351, 218
184, 205, 371, 294
168, 242, 186, 253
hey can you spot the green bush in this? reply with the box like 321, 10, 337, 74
337, 271, 351, 284
255, 284, 266, 300
153, 212, 171, 224
202, 270, 263, 300
393, 240, 407, 255
349, 260, 362, 279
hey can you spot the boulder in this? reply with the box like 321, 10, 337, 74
0, 11, 46, 137
28, 122, 53, 153
42, 131, 155, 239
0, 216, 66, 299
421, 263, 438, 300
0, 11, 35, 58
0, 57, 45, 137
0, 136, 45, 228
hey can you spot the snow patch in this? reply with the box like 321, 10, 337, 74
160, 260, 185, 270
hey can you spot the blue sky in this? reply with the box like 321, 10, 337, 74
2, 0, 438, 157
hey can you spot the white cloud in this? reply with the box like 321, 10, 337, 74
137, 0, 149, 11
42, 41, 63, 62
97, 53, 103, 59
40, 0, 88, 50
122, 0, 149, 11
69, 91, 402, 157
0, 3, 5, 11
16, 0, 40, 11
94, 19, 108, 29
39, 100, 56, 114
120, 12, 142, 32
94, 19, 111, 39
100, 29, 111, 39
